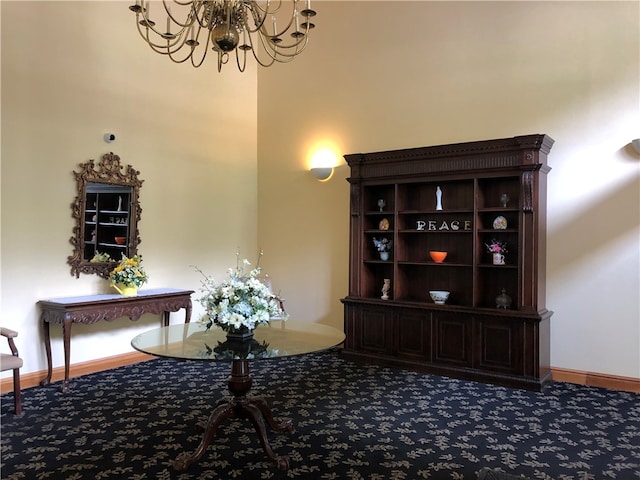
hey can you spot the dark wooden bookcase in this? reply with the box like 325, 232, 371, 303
341, 134, 554, 391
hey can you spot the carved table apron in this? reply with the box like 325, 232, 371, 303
38, 288, 193, 392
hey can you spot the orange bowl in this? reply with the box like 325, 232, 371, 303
114, 237, 126, 245
429, 251, 447, 263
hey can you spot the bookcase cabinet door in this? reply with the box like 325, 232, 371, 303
344, 303, 393, 355
395, 308, 431, 360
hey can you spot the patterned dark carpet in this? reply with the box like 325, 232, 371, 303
1, 350, 639, 480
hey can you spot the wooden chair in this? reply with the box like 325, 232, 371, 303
0, 327, 23, 415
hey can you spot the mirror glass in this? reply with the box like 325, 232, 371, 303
68, 153, 144, 278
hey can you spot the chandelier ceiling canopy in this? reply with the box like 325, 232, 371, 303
129, 0, 316, 72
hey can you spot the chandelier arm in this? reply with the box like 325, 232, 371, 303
172, 0, 200, 6
135, 18, 185, 53
188, 27, 211, 68
135, 2, 186, 50
246, 0, 299, 38
235, 47, 248, 72
254, 24, 310, 62
161, 0, 199, 30
136, 17, 207, 66
249, 0, 288, 18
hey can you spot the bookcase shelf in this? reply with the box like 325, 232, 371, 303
341, 134, 554, 391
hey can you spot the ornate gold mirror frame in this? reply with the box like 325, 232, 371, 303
67, 152, 144, 278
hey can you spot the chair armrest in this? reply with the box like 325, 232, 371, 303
1, 327, 18, 339
0, 328, 20, 357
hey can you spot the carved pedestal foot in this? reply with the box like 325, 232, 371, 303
252, 396, 294, 432
173, 402, 235, 471
274, 454, 290, 471
173, 452, 196, 471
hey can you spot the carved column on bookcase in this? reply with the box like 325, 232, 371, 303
522, 171, 534, 212
350, 182, 360, 217
349, 181, 362, 296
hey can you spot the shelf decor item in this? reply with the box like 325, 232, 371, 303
429, 290, 450, 305
377, 199, 386, 211
109, 254, 148, 296
429, 251, 447, 263
485, 239, 507, 265
373, 237, 392, 261
381, 279, 391, 300
197, 252, 287, 342
500, 193, 510, 207
496, 289, 512, 309
492, 216, 507, 230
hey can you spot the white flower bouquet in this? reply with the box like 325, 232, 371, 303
196, 252, 286, 334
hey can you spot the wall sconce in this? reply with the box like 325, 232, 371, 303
308, 146, 339, 181
310, 167, 334, 181
632, 139, 640, 154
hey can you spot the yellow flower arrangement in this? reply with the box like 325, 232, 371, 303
109, 254, 148, 287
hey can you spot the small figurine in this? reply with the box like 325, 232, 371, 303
377, 199, 386, 212
117, 196, 123, 211
436, 186, 443, 210
381, 279, 391, 300
500, 193, 510, 208
496, 289, 512, 309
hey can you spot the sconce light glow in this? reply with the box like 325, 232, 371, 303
632, 139, 640, 154
309, 147, 339, 181
310, 167, 334, 181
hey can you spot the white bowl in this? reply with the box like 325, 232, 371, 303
429, 290, 450, 304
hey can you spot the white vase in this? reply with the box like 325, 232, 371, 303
492, 253, 505, 265
379, 252, 390, 261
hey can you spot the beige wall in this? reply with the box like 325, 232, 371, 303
1, 1, 258, 375
258, 2, 640, 378
1, 1, 639, 382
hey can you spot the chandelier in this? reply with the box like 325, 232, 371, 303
129, 0, 316, 72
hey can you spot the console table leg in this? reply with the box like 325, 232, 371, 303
60, 319, 72, 393
40, 319, 52, 387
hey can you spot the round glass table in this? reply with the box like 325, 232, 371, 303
131, 320, 345, 471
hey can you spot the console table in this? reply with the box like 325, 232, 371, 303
39, 288, 193, 392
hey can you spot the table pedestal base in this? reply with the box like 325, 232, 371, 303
173, 359, 294, 471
